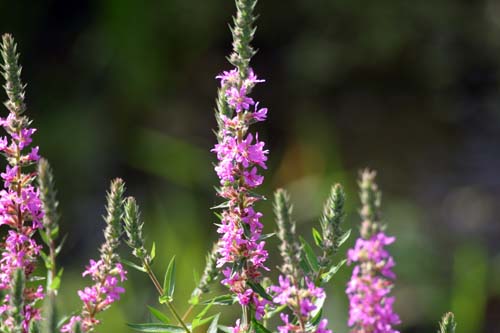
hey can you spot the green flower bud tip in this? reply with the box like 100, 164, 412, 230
274, 188, 300, 276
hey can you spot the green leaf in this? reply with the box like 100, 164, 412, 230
337, 229, 351, 248
248, 281, 273, 301
309, 295, 325, 324
310, 308, 323, 326
122, 258, 147, 273
202, 294, 237, 305
191, 300, 214, 328
40, 251, 50, 269
258, 233, 275, 241
320, 259, 347, 284
207, 314, 220, 333
163, 256, 176, 299
210, 201, 230, 210
50, 268, 64, 290
50, 225, 59, 239
39, 231, 50, 246
299, 258, 312, 275
55, 234, 68, 256
300, 237, 320, 272
312, 227, 323, 247
264, 304, 287, 319
147, 306, 170, 324
127, 323, 185, 333
217, 326, 232, 333
251, 318, 272, 333
151, 242, 157, 261
192, 314, 217, 330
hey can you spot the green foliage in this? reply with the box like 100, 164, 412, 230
127, 323, 186, 333
163, 256, 176, 301
147, 306, 171, 324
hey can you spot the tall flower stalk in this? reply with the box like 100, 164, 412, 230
61, 179, 127, 333
37, 158, 63, 333
346, 170, 400, 333
211, 0, 270, 329
0, 34, 44, 333
270, 188, 339, 333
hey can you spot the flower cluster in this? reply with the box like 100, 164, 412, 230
346, 232, 400, 333
270, 276, 331, 333
213, 68, 269, 317
61, 178, 126, 333
212, 64, 270, 317
0, 34, 44, 333
61, 260, 127, 332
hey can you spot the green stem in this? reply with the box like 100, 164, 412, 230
143, 261, 191, 333
166, 301, 191, 333
181, 304, 194, 321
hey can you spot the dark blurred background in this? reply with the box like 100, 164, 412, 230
0, 0, 499, 332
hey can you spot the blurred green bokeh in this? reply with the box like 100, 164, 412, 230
1, 0, 499, 332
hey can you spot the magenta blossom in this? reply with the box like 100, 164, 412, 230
346, 232, 400, 333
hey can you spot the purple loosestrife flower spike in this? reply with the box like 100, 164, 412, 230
62, 179, 127, 333
212, 0, 271, 327
271, 189, 333, 333
0, 34, 44, 333
346, 170, 400, 333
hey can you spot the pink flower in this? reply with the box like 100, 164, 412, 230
1, 165, 18, 187
253, 103, 268, 122
216, 69, 239, 86
28, 146, 40, 161
315, 319, 332, 333
60, 316, 82, 333
231, 319, 242, 333
346, 232, 400, 333
226, 86, 254, 112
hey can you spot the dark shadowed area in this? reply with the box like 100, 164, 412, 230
0, 0, 499, 332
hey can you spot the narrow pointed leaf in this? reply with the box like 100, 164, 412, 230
312, 227, 322, 247
127, 323, 185, 333
151, 242, 157, 261
320, 259, 347, 284
163, 256, 176, 299
207, 314, 220, 333
300, 237, 320, 272
122, 258, 147, 273
337, 229, 351, 247
202, 294, 237, 305
248, 281, 272, 301
147, 306, 170, 324
251, 319, 272, 333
